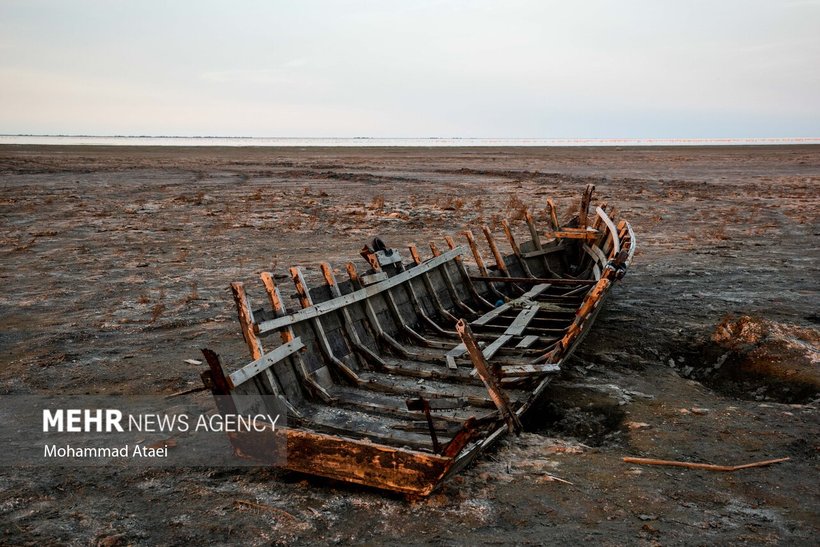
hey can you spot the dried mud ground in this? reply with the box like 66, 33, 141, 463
1, 145, 818, 546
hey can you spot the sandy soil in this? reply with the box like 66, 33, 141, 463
1, 145, 818, 545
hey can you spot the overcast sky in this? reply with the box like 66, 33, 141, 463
0, 0, 818, 138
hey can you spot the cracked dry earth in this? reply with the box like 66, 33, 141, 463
0, 145, 818, 545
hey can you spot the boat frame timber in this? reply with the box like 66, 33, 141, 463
199, 184, 636, 496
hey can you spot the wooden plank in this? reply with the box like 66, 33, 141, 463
501, 219, 534, 277
523, 283, 551, 299
481, 334, 512, 360
552, 228, 600, 240
257, 247, 464, 334
462, 230, 489, 276
290, 266, 360, 384
429, 241, 475, 316
579, 184, 595, 228
546, 198, 560, 230
471, 303, 510, 326
259, 271, 333, 403
228, 338, 305, 389
444, 235, 495, 310
456, 319, 522, 434
230, 282, 263, 360
445, 343, 466, 370
482, 225, 510, 276
516, 335, 539, 348
226, 425, 452, 495
470, 275, 597, 286
472, 284, 546, 327
505, 306, 539, 336
596, 206, 620, 256
499, 363, 561, 377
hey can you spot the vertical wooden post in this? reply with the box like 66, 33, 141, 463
445, 235, 494, 310
230, 282, 263, 360
525, 211, 542, 250
407, 243, 423, 265
579, 184, 595, 228
501, 219, 534, 277
482, 225, 509, 276
546, 199, 560, 231
463, 230, 489, 276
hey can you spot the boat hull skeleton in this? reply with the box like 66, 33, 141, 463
200, 185, 635, 495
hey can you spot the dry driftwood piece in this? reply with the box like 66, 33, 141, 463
199, 186, 636, 495
622, 456, 791, 472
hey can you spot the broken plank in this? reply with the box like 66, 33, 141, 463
516, 335, 539, 349
228, 338, 305, 389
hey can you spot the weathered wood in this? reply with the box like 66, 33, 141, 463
499, 362, 561, 377
482, 225, 509, 276
320, 262, 387, 370
463, 229, 489, 276
505, 305, 540, 336
546, 198, 560, 230
516, 335, 539, 348
228, 425, 453, 495
230, 282, 263, 360
257, 247, 464, 334
596, 206, 620, 256
456, 319, 522, 434
290, 266, 361, 384
501, 219, 534, 277
429, 241, 477, 316
579, 184, 595, 228
229, 338, 305, 389
470, 275, 597, 286
445, 235, 494, 310
259, 271, 332, 404
622, 456, 790, 473
551, 228, 600, 241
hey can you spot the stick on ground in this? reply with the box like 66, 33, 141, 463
622, 456, 790, 472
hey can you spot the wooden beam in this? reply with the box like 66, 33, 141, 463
482, 225, 509, 276
455, 319, 522, 434
501, 219, 534, 277
256, 247, 464, 334
470, 275, 597, 286
546, 198, 559, 230
228, 338, 305, 389
579, 184, 595, 228
230, 282, 263, 360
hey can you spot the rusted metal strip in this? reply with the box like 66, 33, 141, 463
456, 319, 522, 434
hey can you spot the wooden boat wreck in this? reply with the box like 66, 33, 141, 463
200, 184, 635, 495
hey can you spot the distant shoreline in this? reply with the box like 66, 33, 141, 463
1, 135, 817, 148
